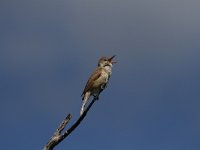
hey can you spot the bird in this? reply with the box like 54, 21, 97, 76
80, 55, 116, 116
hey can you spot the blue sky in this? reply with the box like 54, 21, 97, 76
1, 0, 200, 150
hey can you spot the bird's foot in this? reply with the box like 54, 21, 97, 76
94, 95, 99, 101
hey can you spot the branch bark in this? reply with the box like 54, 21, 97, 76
43, 99, 96, 150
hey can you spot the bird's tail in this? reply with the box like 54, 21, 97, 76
80, 92, 91, 116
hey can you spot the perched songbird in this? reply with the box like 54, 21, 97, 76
80, 55, 116, 115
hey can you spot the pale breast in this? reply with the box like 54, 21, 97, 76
91, 68, 111, 95
92, 69, 108, 88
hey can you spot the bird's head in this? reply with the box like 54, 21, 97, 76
98, 55, 117, 67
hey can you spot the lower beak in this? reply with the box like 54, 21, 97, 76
108, 55, 117, 64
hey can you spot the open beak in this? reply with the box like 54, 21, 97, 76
108, 55, 117, 64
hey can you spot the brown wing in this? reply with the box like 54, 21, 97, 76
81, 67, 103, 97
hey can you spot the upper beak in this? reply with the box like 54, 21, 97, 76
108, 55, 117, 64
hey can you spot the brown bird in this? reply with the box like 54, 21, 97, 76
80, 55, 116, 115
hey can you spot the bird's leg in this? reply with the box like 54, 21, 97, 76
94, 90, 102, 100
94, 94, 99, 100
101, 83, 107, 89
94, 83, 107, 101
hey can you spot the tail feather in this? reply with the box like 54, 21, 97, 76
80, 92, 91, 116
80, 106, 84, 116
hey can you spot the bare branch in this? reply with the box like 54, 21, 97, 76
43, 99, 96, 150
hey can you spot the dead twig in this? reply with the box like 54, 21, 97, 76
43, 99, 96, 150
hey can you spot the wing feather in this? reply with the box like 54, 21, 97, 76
81, 68, 103, 97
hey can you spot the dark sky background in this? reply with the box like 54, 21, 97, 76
1, 0, 200, 150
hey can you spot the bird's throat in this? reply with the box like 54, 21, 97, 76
104, 66, 112, 74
